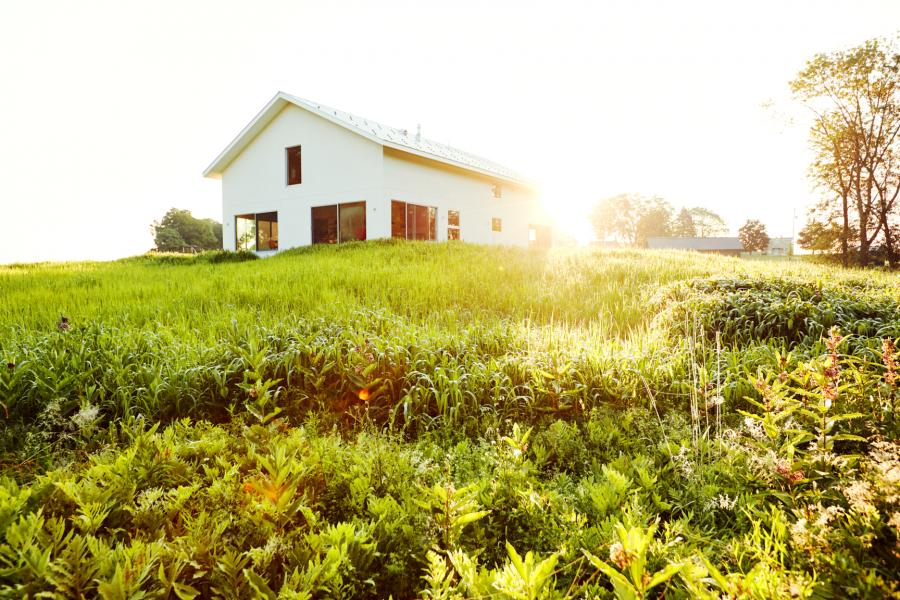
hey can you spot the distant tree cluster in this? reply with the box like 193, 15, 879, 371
738, 219, 770, 252
152, 208, 223, 252
792, 36, 900, 268
589, 194, 727, 247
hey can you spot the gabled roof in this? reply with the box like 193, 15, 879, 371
203, 92, 530, 185
647, 237, 744, 251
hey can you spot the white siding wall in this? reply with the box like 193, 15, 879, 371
382, 151, 538, 247
219, 104, 542, 251
221, 105, 384, 251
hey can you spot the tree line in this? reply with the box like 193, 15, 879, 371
589, 194, 727, 246
794, 36, 900, 268
152, 208, 223, 252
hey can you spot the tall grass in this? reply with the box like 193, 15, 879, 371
2, 242, 900, 597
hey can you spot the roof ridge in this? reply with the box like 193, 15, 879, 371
278, 92, 529, 184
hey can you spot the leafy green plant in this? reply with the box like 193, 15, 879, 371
584, 520, 683, 600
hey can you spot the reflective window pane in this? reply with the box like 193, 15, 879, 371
257, 212, 278, 251
286, 146, 302, 185
391, 201, 406, 238
312, 205, 338, 244
339, 202, 366, 243
413, 204, 430, 240
235, 214, 256, 251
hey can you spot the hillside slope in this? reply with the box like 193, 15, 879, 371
1, 243, 898, 597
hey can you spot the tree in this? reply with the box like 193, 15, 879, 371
152, 208, 223, 252
671, 208, 696, 237
688, 207, 727, 237
589, 194, 674, 246
797, 216, 844, 253
791, 37, 900, 267
589, 194, 639, 244
738, 219, 770, 253
634, 197, 673, 247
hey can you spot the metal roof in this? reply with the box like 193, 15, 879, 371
204, 92, 530, 185
647, 237, 744, 250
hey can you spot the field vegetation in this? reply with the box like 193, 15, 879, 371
0, 241, 898, 598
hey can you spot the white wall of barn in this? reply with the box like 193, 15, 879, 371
221, 104, 384, 251
381, 150, 538, 247
219, 103, 542, 251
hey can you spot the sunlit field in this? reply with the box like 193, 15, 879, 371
1, 241, 898, 598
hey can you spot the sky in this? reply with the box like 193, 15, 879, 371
1, 0, 899, 263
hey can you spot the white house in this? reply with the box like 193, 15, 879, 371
203, 92, 550, 252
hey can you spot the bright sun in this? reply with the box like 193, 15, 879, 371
537, 175, 595, 246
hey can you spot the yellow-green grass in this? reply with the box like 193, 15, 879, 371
3, 241, 895, 340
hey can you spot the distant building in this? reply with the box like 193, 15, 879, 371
647, 237, 744, 256
647, 236, 794, 257
767, 237, 793, 256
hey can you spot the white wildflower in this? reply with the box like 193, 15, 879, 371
705, 493, 738, 512
790, 518, 811, 548
814, 504, 844, 528
842, 480, 876, 515
742, 416, 766, 441
671, 445, 694, 477
72, 403, 100, 430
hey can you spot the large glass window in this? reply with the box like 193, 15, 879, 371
286, 146, 302, 185
339, 202, 366, 243
311, 205, 338, 244
312, 202, 366, 244
257, 212, 278, 250
236, 212, 278, 251
391, 200, 436, 241
391, 200, 406, 238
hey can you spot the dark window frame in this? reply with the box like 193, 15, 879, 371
391, 200, 437, 241
235, 211, 279, 251
286, 145, 302, 185
448, 210, 460, 240
311, 201, 367, 244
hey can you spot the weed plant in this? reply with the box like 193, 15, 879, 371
0, 242, 898, 597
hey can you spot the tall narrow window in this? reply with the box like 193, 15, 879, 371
448, 210, 460, 240
235, 212, 278, 251
235, 214, 256, 251
491, 183, 502, 198
286, 146, 302, 185
312, 202, 366, 244
391, 200, 406, 238
492, 217, 502, 232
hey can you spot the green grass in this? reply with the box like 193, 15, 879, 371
1, 241, 898, 598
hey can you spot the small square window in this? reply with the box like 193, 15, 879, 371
286, 146, 302, 185
491, 217, 502, 232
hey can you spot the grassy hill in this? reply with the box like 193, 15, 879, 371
1, 242, 898, 598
